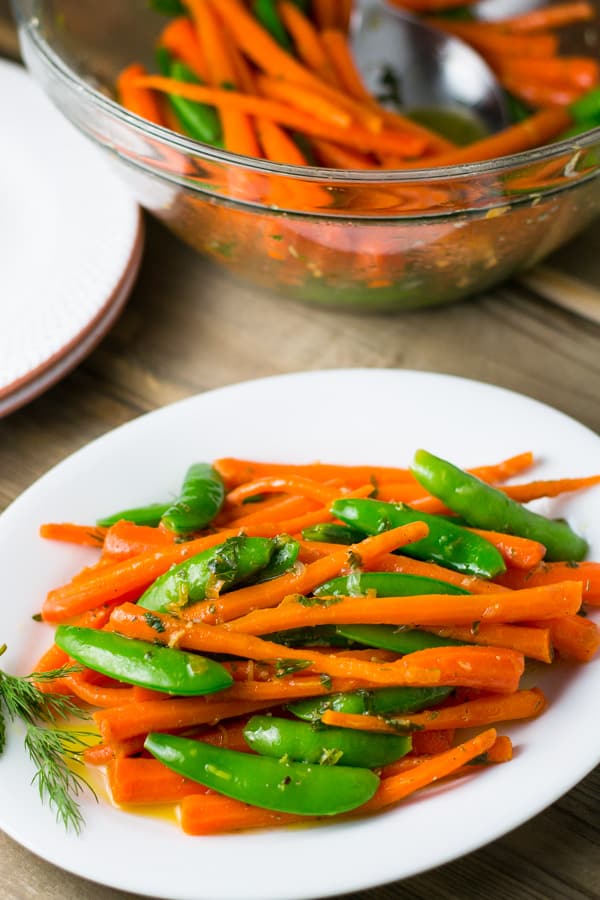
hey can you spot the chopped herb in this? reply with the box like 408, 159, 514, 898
471, 621, 481, 635
320, 674, 333, 691
241, 493, 266, 505
566, 560, 580, 569
297, 594, 344, 608
143, 612, 166, 634
274, 658, 311, 678
31, 613, 43, 623
319, 747, 344, 766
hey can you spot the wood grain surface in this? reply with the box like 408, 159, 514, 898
1, 5, 600, 899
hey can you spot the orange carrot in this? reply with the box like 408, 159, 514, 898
312, 0, 337, 29
422, 623, 553, 663
466, 529, 546, 570
133, 77, 426, 157
102, 520, 176, 560
366, 552, 508, 594
503, 79, 584, 108
409, 729, 456, 755
278, 2, 336, 84
321, 689, 546, 733
382, 734, 513, 776
108, 757, 209, 804
158, 16, 210, 81
84, 736, 146, 766
257, 74, 352, 128
41, 528, 242, 623
181, 793, 303, 834
39, 523, 106, 547
117, 63, 165, 125
213, 458, 415, 488
230, 495, 318, 527
227, 475, 341, 506
494, 57, 599, 91
500, 1, 595, 32
503, 477, 600, 503
526, 615, 600, 662
496, 560, 600, 605
224, 582, 582, 635
183, 521, 431, 624
312, 139, 375, 169
430, 20, 559, 58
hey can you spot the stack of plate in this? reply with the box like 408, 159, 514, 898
0, 59, 143, 416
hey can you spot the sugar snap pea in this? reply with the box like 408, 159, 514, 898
55, 627, 232, 695
96, 502, 170, 528
288, 686, 452, 723
243, 715, 412, 768
411, 448, 588, 562
301, 523, 366, 545
331, 498, 506, 578
145, 733, 379, 815
162, 462, 225, 535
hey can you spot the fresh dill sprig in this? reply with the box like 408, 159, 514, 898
0, 643, 95, 833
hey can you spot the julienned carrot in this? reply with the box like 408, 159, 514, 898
215, 459, 411, 487
224, 581, 582, 635
183, 521, 430, 623
312, 139, 375, 169
229, 495, 318, 527
320, 689, 546, 733
381, 735, 513, 776
366, 552, 509, 594
39, 523, 106, 547
312, 0, 337, 29
108, 757, 209, 804
117, 63, 165, 125
409, 729, 456, 755
102, 521, 176, 560
469, 452, 536, 483
109, 602, 524, 692
84, 736, 146, 766
410, 107, 573, 168
158, 16, 210, 81
66, 673, 139, 709
495, 561, 600, 605
278, 1, 336, 84
430, 20, 559, 59
132, 77, 426, 157
422, 623, 553, 663
499, 1, 595, 32
494, 57, 599, 91
501, 475, 600, 502
227, 475, 341, 506
466, 529, 546, 570
526, 615, 600, 662
41, 528, 242, 623
257, 74, 352, 128
180, 728, 498, 834
34, 607, 113, 695
503, 80, 584, 109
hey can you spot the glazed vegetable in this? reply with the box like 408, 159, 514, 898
137, 535, 278, 612
411, 449, 588, 561
161, 463, 225, 535
54, 627, 233, 696
330, 498, 507, 578
144, 732, 379, 814
243, 714, 412, 768
97, 503, 170, 529
302, 522, 366, 545
288, 686, 453, 723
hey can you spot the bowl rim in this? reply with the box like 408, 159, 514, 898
16, 5, 600, 186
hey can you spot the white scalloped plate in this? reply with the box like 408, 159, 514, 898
0, 370, 599, 900
0, 59, 142, 413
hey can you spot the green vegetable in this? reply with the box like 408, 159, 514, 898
145, 733, 379, 815
253, 0, 292, 50
149, 0, 185, 14
331, 498, 506, 578
156, 52, 223, 146
138, 535, 276, 612
55, 627, 233, 696
264, 625, 353, 647
289, 686, 452, 723
301, 523, 366, 545
252, 535, 299, 583
570, 88, 600, 125
244, 715, 412, 768
96, 502, 169, 528
162, 462, 225, 535
411, 448, 588, 562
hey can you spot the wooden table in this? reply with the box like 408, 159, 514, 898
1, 8, 600, 900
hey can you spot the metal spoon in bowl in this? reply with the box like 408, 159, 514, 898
351, 0, 512, 135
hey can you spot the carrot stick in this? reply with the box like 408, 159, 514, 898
466, 529, 546, 570
278, 2, 337, 84
158, 16, 210, 81
213, 458, 414, 488
41, 528, 242, 623
102, 521, 176, 560
495, 561, 600, 605
500, 1, 595, 32
382, 734, 513, 776
312, 0, 338, 29
422, 623, 553, 662
526, 615, 600, 662
501, 475, 600, 502
227, 475, 341, 506
181, 793, 303, 834
321, 689, 546, 734
469, 452, 536, 483
503, 79, 583, 108
224, 582, 582, 635
117, 63, 166, 125
257, 74, 352, 128
409, 729, 456, 755
494, 57, 599, 91
67, 673, 139, 709
183, 521, 431, 624
108, 757, 209, 804
229, 496, 318, 527
133, 77, 426, 156
39, 523, 106, 548
312, 139, 375, 169
84, 736, 146, 767
430, 20, 559, 58
367, 552, 509, 594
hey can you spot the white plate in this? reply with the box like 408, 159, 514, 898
0, 59, 142, 409
0, 369, 599, 900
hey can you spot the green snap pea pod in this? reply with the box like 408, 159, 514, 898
138, 536, 276, 612
96, 502, 170, 528
411, 449, 588, 562
315, 573, 467, 653
55, 626, 232, 695
253, 0, 293, 50
244, 715, 411, 768
156, 51, 223, 147
162, 463, 225, 535
301, 523, 366, 545
145, 733, 379, 815
289, 686, 452, 723
331, 498, 506, 578
252, 536, 299, 584
570, 88, 600, 125
264, 625, 353, 647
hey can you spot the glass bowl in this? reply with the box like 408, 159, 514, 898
13, 0, 600, 311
